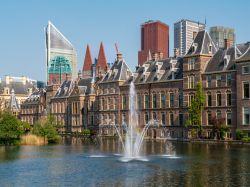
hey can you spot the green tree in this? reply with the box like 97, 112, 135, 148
32, 114, 60, 143
0, 111, 29, 145
186, 81, 206, 137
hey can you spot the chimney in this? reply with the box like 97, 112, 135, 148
152, 53, 158, 61
224, 39, 230, 49
116, 53, 123, 61
174, 48, 180, 58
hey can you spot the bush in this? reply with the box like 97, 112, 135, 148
0, 111, 29, 145
236, 130, 244, 140
82, 129, 91, 136
32, 114, 61, 144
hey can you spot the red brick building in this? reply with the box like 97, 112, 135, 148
138, 20, 169, 66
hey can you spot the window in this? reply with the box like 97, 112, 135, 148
153, 112, 157, 120
161, 113, 166, 125
242, 66, 250, 74
170, 112, 174, 126
207, 75, 212, 88
152, 94, 157, 109
188, 75, 195, 89
207, 111, 212, 125
217, 110, 222, 119
243, 107, 250, 125
137, 95, 142, 110
122, 96, 127, 110
179, 113, 183, 126
161, 93, 166, 108
243, 82, 250, 99
227, 112, 232, 126
170, 93, 174, 107
179, 92, 183, 107
226, 73, 232, 86
207, 93, 212, 107
145, 113, 149, 124
227, 92, 232, 106
216, 75, 222, 87
217, 92, 222, 106
209, 44, 212, 53
188, 58, 195, 70
144, 95, 149, 109
189, 94, 195, 106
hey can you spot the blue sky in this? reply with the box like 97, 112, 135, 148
0, 0, 250, 81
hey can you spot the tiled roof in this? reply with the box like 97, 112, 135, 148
82, 45, 93, 72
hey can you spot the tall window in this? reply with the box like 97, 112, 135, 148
243, 82, 250, 99
179, 92, 183, 107
227, 92, 232, 106
145, 113, 149, 124
207, 92, 212, 107
161, 93, 166, 108
189, 94, 194, 106
179, 113, 183, 126
122, 96, 127, 110
207, 111, 212, 125
137, 95, 141, 110
161, 113, 166, 125
170, 93, 174, 107
152, 94, 157, 109
144, 95, 149, 109
153, 112, 157, 120
170, 112, 174, 126
216, 75, 222, 87
188, 75, 195, 89
217, 92, 222, 106
207, 75, 212, 88
226, 73, 232, 86
188, 58, 195, 70
227, 112, 232, 126
243, 107, 250, 125
217, 110, 222, 119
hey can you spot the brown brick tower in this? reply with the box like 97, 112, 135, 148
138, 20, 169, 66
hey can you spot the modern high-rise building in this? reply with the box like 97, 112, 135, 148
46, 21, 77, 85
174, 19, 205, 56
138, 20, 169, 66
209, 26, 235, 49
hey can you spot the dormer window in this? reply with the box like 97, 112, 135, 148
188, 58, 195, 70
191, 43, 197, 53
224, 55, 230, 67
209, 44, 212, 53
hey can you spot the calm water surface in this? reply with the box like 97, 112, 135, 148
0, 138, 250, 187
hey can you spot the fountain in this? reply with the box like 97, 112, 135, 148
115, 82, 150, 162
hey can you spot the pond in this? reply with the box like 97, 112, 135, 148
0, 138, 250, 186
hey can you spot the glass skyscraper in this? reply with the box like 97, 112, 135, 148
46, 21, 77, 85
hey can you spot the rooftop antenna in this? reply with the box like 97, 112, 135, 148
205, 16, 207, 28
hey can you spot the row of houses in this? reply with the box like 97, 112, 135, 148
20, 30, 250, 139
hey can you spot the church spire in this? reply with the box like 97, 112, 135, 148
82, 44, 93, 78
96, 42, 108, 77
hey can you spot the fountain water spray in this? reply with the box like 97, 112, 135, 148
116, 82, 150, 162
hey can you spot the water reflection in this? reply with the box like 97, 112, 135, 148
0, 138, 250, 186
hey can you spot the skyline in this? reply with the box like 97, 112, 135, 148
0, 0, 250, 81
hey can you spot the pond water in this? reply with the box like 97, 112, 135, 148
0, 138, 250, 187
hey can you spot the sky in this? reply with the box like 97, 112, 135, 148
0, 0, 250, 81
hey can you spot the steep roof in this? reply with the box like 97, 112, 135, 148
186, 30, 217, 56
96, 42, 108, 70
54, 80, 74, 98
23, 88, 46, 104
205, 42, 250, 72
101, 58, 132, 82
82, 45, 93, 72
125, 57, 183, 85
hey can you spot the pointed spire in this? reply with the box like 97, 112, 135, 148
82, 44, 93, 74
9, 89, 19, 110
96, 42, 108, 76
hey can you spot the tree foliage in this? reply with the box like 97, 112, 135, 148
32, 114, 60, 143
0, 111, 30, 145
186, 81, 206, 130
